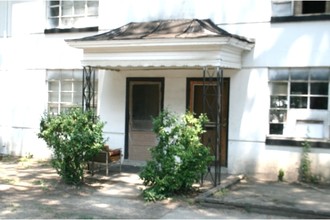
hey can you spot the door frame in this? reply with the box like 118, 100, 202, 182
125, 77, 164, 159
186, 77, 230, 167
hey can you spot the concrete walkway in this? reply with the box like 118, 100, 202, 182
196, 175, 330, 219
94, 165, 330, 218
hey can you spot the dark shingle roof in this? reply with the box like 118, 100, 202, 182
68, 19, 253, 43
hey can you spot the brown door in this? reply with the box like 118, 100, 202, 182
127, 79, 163, 160
188, 78, 229, 166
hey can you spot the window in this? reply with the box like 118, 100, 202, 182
295, 1, 330, 15
47, 69, 86, 115
269, 68, 330, 139
131, 82, 162, 130
271, 0, 330, 22
47, 0, 99, 29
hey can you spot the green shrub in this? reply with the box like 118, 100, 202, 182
139, 110, 213, 201
298, 141, 312, 183
298, 141, 321, 184
38, 108, 105, 185
278, 169, 284, 182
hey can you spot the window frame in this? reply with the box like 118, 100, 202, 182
47, 69, 98, 115
44, 0, 99, 34
268, 68, 330, 139
271, 0, 330, 23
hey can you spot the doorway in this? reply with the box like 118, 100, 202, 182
125, 78, 164, 160
187, 78, 229, 166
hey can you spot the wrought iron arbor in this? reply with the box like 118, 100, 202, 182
202, 66, 223, 186
82, 66, 97, 112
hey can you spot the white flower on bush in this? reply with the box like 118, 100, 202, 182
163, 125, 173, 134
59, 134, 70, 141
168, 134, 178, 145
174, 155, 181, 164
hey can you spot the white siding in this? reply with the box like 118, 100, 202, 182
0, 0, 329, 181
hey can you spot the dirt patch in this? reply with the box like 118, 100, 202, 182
0, 156, 186, 219
2, 156, 309, 219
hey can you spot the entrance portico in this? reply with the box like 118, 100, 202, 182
66, 19, 254, 185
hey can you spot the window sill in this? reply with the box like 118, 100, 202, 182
271, 14, 330, 23
44, 26, 98, 34
266, 136, 330, 149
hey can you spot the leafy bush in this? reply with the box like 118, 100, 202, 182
278, 169, 284, 182
38, 108, 105, 185
298, 141, 321, 184
299, 141, 312, 182
139, 110, 213, 201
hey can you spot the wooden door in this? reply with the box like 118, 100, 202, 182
188, 78, 229, 166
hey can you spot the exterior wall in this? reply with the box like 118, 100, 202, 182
227, 66, 330, 181
0, 0, 88, 158
99, 0, 271, 31
0, 0, 329, 181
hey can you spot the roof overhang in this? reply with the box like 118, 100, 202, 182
66, 19, 255, 70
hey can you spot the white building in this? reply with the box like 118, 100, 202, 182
0, 0, 329, 181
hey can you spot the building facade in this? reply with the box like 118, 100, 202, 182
0, 0, 329, 181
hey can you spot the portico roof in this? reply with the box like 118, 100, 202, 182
66, 19, 255, 69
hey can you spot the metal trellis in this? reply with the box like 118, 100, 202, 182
82, 66, 97, 112
202, 66, 223, 187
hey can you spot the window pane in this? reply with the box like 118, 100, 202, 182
50, 6, 59, 17
49, 92, 59, 102
270, 124, 283, 135
62, 82, 73, 91
270, 82, 287, 95
290, 97, 307, 108
270, 96, 287, 108
291, 70, 308, 80
49, 81, 59, 91
73, 92, 82, 104
61, 92, 72, 102
271, 1, 292, 17
270, 110, 287, 123
74, 1, 85, 15
48, 18, 59, 27
310, 97, 328, 109
61, 70, 73, 79
73, 70, 83, 80
60, 105, 71, 113
48, 70, 61, 80
132, 84, 160, 130
290, 82, 308, 94
311, 83, 328, 95
269, 69, 289, 81
50, 1, 60, 6
74, 82, 83, 92
87, 1, 99, 15
302, 1, 326, 14
311, 68, 330, 80
62, 1, 74, 16
49, 106, 59, 115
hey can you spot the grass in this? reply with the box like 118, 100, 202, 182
0, 178, 16, 185
9, 203, 20, 212
35, 160, 52, 169
32, 179, 50, 191
213, 188, 229, 197
0, 155, 19, 162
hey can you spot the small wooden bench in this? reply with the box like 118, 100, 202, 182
89, 145, 122, 176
